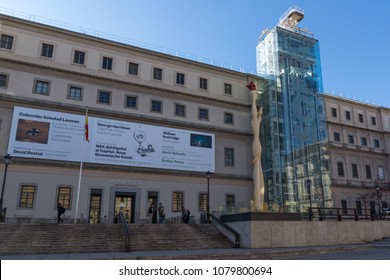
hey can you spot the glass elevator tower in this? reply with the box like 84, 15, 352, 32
256, 7, 333, 212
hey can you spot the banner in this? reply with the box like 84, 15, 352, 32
7, 107, 215, 172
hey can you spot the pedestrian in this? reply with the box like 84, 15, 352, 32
184, 209, 191, 224
57, 202, 65, 223
158, 203, 165, 224
181, 206, 186, 223
147, 204, 153, 223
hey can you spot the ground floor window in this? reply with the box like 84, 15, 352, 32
341, 200, 347, 214
356, 200, 362, 215
57, 186, 72, 209
226, 194, 235, 208
19, 185, 36, 208
198, 193, 207, 212
172, 192, 184, 212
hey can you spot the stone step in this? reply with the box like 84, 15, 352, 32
0, 223, 233, 255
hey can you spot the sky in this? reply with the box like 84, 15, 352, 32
1, 0, 389, 107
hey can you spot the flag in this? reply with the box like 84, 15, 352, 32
85, 109, 89, 142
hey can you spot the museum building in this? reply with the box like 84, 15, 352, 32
0, 12, 267, 223
0, 7, 389, 224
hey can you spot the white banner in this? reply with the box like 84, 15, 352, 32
7, 107, 215, 172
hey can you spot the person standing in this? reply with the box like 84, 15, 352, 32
158, 203, 165, 224
57, 202, 65, 223
147, 204, 153, 223
181, 206, 186, 223
184, 209, 191, 224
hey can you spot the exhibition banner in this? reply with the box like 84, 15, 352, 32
7, 106, 215, 172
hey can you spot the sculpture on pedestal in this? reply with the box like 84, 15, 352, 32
246, 81, 265, 211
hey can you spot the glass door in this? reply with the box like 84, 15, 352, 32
88, 189, 102, 224
114, 193, 135, 223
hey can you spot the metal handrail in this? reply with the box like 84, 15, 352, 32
117, 211, 130, 251
0, 207, 7, 223
165, 215, 183, 224
210, 212, 240, 248
309, 207, 382, 221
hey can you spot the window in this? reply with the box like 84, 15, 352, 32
0, 73, 9, 88
337, 162, 344, 177
68, 86, 82, 100
365, 165, 372, 179
125, 95, 137, 109
0, 34, 14, 50
374, 139, 380, 148
153, 67, 162, 80
347, 135, 354, 144
73, 50, 85, 65
341, 200, 347, 214
352, 163, 359, 178
224, 83, 232, 95
102, 56, 113, 70
151, 100, 162, 113
358, 113, 364, 123
224, 147, 235, 166
224, 112, 234, 124
198, 193, 208, 212
41, 43, 54, 58
356, 201, 362, 215
128, 62, 139, 76
176, 72, 185, 85
226, 194, 235, 210
361, 137, 367, 146
371, 116, 376, 126
378, 167, 385, 180
198, 108, 209, 121
345, 111, 351, 120
97, 90, 111, 105
333, 132, 340, 142
57, 186, 71, 209
199, 78, 208, 90
33, 80, 50, 95
19, 185, 36, 208
172, 192, 184, 212
331, 108, 337, 117
174, 104, 186, 117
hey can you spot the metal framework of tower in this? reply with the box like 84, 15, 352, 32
257, 7, 333, 212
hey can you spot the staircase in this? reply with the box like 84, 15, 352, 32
128, 223, 234, 252
0, 223, 125, 255
0, 223, 234, 256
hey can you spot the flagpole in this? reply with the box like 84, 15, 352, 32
74, 107, 88, 224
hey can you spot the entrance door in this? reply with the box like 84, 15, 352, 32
88, 189, 102, 224
148, 191, 158, 223
114, 192, 135, 223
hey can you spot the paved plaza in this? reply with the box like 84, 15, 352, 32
1, 239, 389, 260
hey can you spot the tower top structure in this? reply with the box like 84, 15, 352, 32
259, 6, 314, 41
277, 6, 304, 29
277, 6, 313, 37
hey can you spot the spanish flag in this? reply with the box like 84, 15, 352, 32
85, 108, 89, 142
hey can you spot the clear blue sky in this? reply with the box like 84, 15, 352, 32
1, 0, 389, 107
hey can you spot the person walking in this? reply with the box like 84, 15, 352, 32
158, 203, 165, 224
57, 202, 65, 223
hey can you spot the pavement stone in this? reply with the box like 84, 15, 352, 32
0, 241, 384, 260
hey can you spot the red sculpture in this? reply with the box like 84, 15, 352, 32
246, 81, 256, 91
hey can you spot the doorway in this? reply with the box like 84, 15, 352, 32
114, 192, 135, 223
148, 191, 158, 223
88, 189, 102, 224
